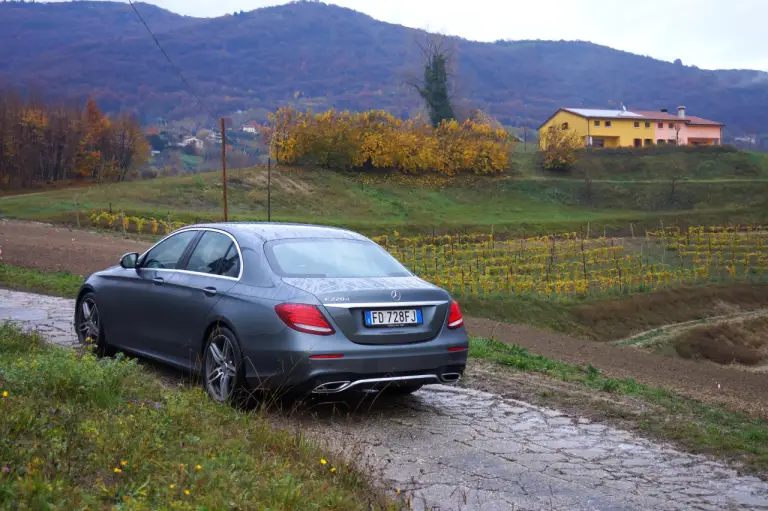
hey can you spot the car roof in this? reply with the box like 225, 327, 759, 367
188, 222, 369, 242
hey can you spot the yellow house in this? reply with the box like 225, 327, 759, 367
538, 106, 723, 149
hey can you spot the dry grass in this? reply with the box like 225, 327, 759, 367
674, 317, 768, 366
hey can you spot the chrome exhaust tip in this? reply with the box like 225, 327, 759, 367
440, 372, 461, 384
312, 381, 351, 394
311, 374, 440, 394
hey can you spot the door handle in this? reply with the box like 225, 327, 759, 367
152, 276, 165, 285
203, 286, 217, 297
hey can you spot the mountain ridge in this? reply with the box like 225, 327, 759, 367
1, 1, 766, 133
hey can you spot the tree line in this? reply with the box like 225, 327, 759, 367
266, 107, 513, 175
0, 91, 148, 189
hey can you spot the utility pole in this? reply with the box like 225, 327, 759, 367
221, 117, 228, 222
267, 157, 272, 222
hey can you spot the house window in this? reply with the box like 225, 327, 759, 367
668, 123, 674, 129
644, 139, 653, 146
657, 139, 666, 145
562, 122, 569, 130
645, 122, 651, 128
657, 123, 663, 129
592, 138, 605, 148
594, 120, 600, 127
668, 139, 676, 145
634, 121, 640, 128
634, 139, 642, 148
605, 121, 612, 127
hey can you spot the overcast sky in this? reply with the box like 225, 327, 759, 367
86, 0, 768, 70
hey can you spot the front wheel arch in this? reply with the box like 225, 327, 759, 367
74, 285, 94, 311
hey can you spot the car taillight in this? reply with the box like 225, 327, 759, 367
447, 300, 464, 329
275, 303, 335, 336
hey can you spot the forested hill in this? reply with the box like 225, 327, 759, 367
2, 1, 767, 133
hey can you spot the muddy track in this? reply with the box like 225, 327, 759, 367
2, 218, 767, 416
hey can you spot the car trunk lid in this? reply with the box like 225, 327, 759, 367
282, 276, 450, 345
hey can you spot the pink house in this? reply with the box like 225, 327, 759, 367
634, 106, 723, 146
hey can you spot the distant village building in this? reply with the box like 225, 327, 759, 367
539, 106, 724, 149
734, 135, 757, 146
241, 121, 260, 134
180, 136, 204, 151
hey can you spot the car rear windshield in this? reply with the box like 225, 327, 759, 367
264, 238, 411, 278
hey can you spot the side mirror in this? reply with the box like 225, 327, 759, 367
120, 252, 139, 269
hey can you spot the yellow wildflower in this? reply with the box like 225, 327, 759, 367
184, 489, 190, 496
330, 467, 336, 473
195, 465, 202, 471
113, 468, 122, 473
169, 484, 175, 489
120, 460, 127, 467
2, 391, 7, 398
320, 459, 327, 465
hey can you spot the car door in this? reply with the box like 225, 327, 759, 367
165, 230, 240, 366
111, 229, 200, 357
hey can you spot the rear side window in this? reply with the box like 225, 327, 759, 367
265, 238, 410, 278
220, 243, 241, 278
142, 230, 198, 269
185, 231, 239, 277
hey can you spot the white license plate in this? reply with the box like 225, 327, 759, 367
364, 309, 422, 327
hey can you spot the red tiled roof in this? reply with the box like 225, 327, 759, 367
619, 110, 723, 125
542, 107, 725, 129
631, 110, 683, 121
684, 115, 724, 126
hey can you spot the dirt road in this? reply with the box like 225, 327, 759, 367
1, 219, 767, 415
3, 287, 767, 510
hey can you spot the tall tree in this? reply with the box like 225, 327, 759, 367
408, 38, 455, 127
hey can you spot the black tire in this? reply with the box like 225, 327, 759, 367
385, 383, 423, 396
202, 326, 245, 404
75, 292, 114, 356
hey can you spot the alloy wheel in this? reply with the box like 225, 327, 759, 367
78, 298, 100, 344
205, 334, 238, 402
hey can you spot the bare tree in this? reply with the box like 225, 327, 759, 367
674, 124, 683, 146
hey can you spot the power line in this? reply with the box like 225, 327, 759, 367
127, 0, 212, 117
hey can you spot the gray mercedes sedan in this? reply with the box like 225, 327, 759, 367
74, 223, 468, 402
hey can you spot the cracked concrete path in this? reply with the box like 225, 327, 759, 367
2, 288, 768, 510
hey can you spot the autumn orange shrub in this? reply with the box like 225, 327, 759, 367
266, 108, 512, 174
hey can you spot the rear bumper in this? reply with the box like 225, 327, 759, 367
240, 327, 469, 394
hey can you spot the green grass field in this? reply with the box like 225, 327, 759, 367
0, 326, 391, 509
1, 150, 767, 237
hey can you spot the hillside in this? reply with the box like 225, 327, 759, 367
2, 2, 767, 133
1, 151, 767, 236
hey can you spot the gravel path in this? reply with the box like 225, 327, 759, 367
2, 288, 768, 510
